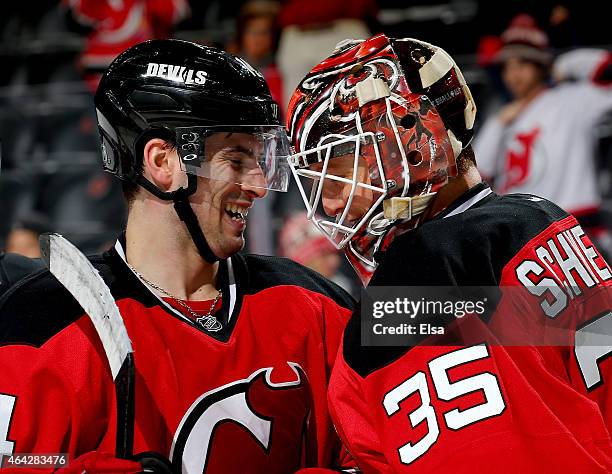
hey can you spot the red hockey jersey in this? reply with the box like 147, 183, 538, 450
67, 0, 190, 68
329, 183, 612, 473
0, 237, 353, 473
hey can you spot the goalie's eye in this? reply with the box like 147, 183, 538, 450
330, 106, 343, 122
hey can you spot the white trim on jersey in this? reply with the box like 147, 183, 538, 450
443, 188, 493, 219
227, 257, 237, 323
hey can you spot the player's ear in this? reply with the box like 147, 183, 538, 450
142, 138, 178, 192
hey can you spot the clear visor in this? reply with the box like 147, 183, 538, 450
289, 95, 453, 249
176, 125, 292, 192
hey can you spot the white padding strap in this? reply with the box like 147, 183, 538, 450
419, 48, 454, 88
447, 129, 464, 158
463, 85, 477, 130
356, 77, 391, 106
383, 192, 436, 220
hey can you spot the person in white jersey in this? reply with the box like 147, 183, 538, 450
474, 14, 612, 241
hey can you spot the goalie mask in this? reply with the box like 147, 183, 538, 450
287, 34, 476, 283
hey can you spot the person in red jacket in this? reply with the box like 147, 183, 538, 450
65, 0, 190, 92
0, 40, 353, 473
286, 34, 612, 473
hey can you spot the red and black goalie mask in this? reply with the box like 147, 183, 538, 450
287, 34, 476, 284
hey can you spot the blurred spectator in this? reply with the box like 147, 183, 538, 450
5, 212, 50, 258
277, 0, 375, 109
552, 48, 612, 85
237, 2, 277, 62
279, 212, 355, 293
65, 0, 190, 92
232, 1, 284, 112
273, 0, 376, 243
0, 166, 44, 296
474, 14, 612, 242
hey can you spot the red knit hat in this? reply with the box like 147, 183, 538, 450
495, 14, 552, 65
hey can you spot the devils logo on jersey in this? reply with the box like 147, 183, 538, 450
170, 363, 314, 473
502, 127, 545, 192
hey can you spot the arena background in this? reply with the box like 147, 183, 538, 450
1, 0, 610, 293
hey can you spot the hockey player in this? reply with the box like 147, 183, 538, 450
0, 40, 353, 473
287, 34, 612, 472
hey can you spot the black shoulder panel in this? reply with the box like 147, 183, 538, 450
371, 192, 569, 287
0, 253, 140, 347
239, 254, 355, 310
343, 192, 571, 378
0, 267, 85, 347
0, 253, 45, 297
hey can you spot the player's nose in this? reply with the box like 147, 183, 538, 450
240, 169, 268, 199
322, 185, 354, 219
322, 197, 345, 218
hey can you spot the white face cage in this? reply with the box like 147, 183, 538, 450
288, 90, 427, 251
289, 130, 389, 249
288, 89, 454, 258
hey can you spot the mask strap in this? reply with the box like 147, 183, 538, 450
382, 192, 437, 220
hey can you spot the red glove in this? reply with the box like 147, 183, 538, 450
57, 451, 143, 473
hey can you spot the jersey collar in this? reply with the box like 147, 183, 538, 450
434, 182, 494, 220
109, 234, 242, 342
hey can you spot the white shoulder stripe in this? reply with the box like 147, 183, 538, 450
443, 187, 493, 219
227, 257, 237, 323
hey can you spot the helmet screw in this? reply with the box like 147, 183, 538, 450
386, 179, 397, 189
376, 131, 386, 142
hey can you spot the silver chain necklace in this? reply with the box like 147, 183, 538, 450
127, 263, 223, 332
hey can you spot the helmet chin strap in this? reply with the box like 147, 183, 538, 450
136, 174, 220, 263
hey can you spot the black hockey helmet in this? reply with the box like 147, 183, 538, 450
94, 39, 290, 262
95, 38, 281, 181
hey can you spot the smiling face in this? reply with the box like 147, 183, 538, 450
186, 132, 268, 258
